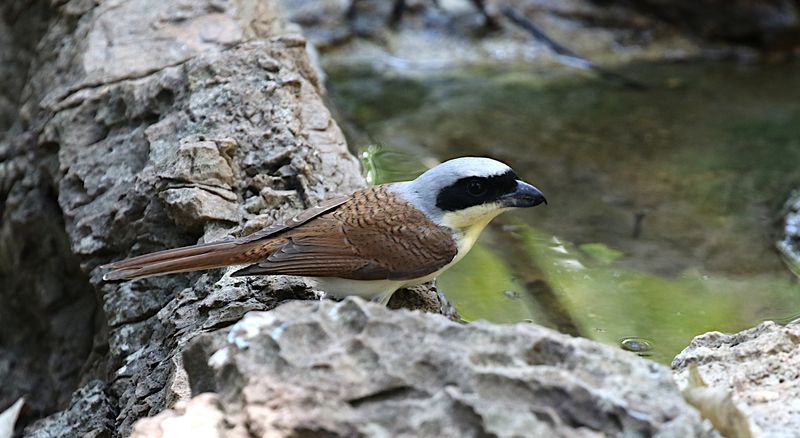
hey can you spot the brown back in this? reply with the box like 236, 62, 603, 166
234, 185, 458, 281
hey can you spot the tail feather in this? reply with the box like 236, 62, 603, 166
101, 240, 260, 281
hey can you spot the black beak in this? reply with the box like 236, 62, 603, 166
501, 180, 547, 208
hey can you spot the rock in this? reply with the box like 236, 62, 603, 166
387, 282, 462, 321
0, 134, 97, 429
673, 320, 800, 437
0, 398, 25, 438
281, 0, 701, 76
132, 298, 712, 437
0, 0, 366, 435
0, 0, 51, 132
777, 190, 800, 276
129, 394, 235, 438
156, 140, 237, 189
680, 363, 755, 438
159, 187, 239, 232
6, 0, 776, 436
1, 0, 470, 435
599, 0, 800, 50
24, 381, 116, 438
283, 0, 800, 80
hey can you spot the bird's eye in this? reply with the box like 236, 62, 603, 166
467, 181, 487, 197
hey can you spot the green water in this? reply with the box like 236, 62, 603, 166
329, 62, 800, 363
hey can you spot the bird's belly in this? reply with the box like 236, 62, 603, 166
310, 277, 404, 301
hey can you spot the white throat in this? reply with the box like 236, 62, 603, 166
441, 205, 508, 256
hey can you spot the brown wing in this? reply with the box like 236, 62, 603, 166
232, 186, 458, 281
237, 195, 351, 244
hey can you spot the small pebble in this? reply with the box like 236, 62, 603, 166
619, 337, 654, 354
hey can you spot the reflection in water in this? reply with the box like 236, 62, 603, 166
331, 63, 800, 363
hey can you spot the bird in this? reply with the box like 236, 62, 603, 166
101, 157, 546, 304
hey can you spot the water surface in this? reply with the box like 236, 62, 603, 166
329, 62, 800, 363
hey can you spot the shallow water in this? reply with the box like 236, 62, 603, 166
329, 62, 800, 363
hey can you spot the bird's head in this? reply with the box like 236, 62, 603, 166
394, 157, 546, 231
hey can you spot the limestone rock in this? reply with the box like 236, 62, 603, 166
2, 1, 461, 434
673, 320, 800, 437
281, 0, 701, 75
130, 394, 238, 438
387, 282, 462, 321
283, 0, 800, 80
132, 298, 712, 437
777, 191, 800, 276
156, 140, 237, 189
24, 381, 116, 438
610, 0, 800, 49
7, 0, 791, 436
159, 187, 239, 232
2, 0, 364, 435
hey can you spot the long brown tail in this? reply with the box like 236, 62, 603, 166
101, 239, 262, 281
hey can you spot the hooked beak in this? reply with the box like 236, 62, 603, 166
501, 180, 547, 208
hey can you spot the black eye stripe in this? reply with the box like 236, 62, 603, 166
467, 181, 487, 196
436, 170, 519, 212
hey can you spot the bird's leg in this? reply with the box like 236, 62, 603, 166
374, 291, 395, 306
